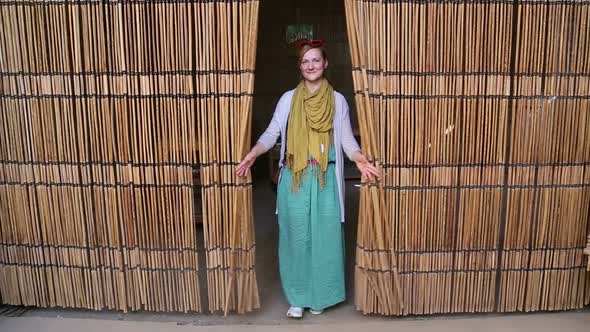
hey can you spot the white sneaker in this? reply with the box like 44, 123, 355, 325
286, 306, 303, 318
309, 308, 324, 315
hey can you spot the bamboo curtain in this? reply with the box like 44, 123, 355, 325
345, 0, 590, 315
0, 0, 259, 314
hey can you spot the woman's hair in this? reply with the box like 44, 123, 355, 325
298, 44, 328, 65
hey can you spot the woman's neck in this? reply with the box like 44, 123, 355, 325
304, 79, 322, 93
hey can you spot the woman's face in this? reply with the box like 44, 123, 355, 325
299, 48, 328, 84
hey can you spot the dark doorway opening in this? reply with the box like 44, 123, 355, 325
250, 0, 362, 316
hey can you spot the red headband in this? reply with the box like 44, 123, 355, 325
296, 39, 324, 49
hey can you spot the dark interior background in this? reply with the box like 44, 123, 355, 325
250, 0, 358, 180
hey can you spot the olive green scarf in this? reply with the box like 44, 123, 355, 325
286, 79, 335, 192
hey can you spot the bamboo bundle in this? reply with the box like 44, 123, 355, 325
498, 0, 590, 312
344, 0, 589, 315
345, 0, 403, 315
193, 0, 260, 315
0, 0, 260, 314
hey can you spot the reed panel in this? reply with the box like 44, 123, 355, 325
344, 0, 590, 315
0, 0, 260, 314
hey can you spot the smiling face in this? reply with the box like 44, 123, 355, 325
299, 47, 328, 84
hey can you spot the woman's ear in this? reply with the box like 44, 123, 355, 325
324, 59, 329, 70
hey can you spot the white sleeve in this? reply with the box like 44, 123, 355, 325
340, 96, 361, 160
256, 94, 287, 153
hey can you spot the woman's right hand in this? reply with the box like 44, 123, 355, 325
236, 151, 257, 177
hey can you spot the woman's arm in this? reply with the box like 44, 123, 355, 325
236, 94, 286, 177
256, 102, 283, 153
235, 142, 268, 177
339, 95, 380, 180
340, 97, 361, 159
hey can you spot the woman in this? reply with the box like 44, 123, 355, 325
236, 39, 380, 318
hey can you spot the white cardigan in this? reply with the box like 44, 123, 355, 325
256, 89, 361, 223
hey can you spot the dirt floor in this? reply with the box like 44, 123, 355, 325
1, 310, 588, 332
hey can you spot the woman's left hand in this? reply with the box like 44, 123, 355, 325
352, 151, 381, 180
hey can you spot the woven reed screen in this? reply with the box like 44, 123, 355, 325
345, 0, 589, 315
0, 0, 260, 314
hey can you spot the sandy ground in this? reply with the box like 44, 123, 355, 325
1, 311, 589, 332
